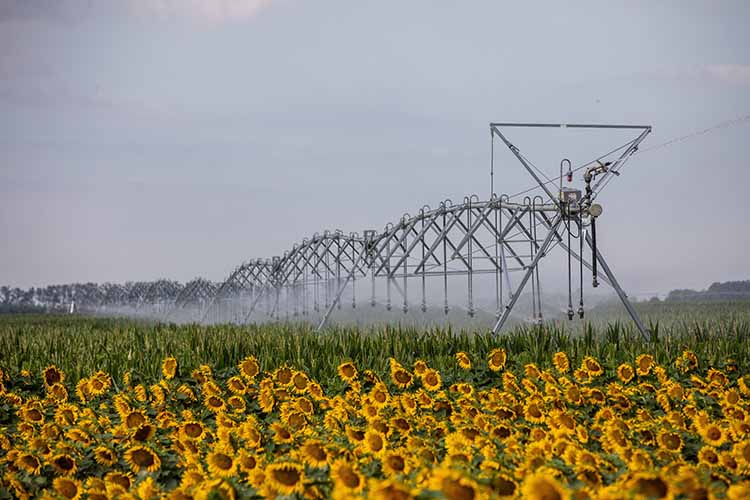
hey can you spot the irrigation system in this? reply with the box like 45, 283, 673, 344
86, 122, 650, 338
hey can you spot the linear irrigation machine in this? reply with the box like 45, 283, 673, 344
162, 122, 653, 339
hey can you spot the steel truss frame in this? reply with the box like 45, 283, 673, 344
139, 122, 654, 339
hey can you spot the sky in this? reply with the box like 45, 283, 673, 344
1, 0, 749, 295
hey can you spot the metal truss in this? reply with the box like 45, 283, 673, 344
165, 278, 218, 322
68, 122, 652, 339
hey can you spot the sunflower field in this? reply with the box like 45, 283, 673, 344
2, 315, 750, 499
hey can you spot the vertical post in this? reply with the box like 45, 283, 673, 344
492, 217, 561, 334
317, 250, 367, 332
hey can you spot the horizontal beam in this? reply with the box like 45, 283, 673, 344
490, 122, 651, 130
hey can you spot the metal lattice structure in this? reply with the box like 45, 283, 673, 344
189, 122, 654, 338
21, 122, 650, 335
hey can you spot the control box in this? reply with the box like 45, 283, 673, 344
559, 188, 582, 218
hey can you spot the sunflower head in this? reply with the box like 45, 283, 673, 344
429, 467, 483, 500
521, 470, 569, 500
421, 369, 442, 392
207, 448, 236, 478
204, 394, 226, 413
337, 361, 358, 382
53, 477, 82, 500
238, 355, 260, 380
226, 376, 247, 395
331, 459, 365, 493
50, 453, 77, 475
383, 451, 409, 476
300, 439, 329, 467
364, 429, 387, 456
455, 352, 472, 370
161, 357, 178, 380
488, 348, 507, 372
43, 365, 64, 387
552, 352, 570, 373
266, 462, 305, 496
94, 446, 118, 466
124, 445, 161, 473
391, 366, 414, 389
291, 371, 309, 392
636, 354, 655, 376
627, 473, 669, 499
15, 453, 42, 475
617, 363, 635, 384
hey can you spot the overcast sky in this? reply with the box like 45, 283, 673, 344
1, 0, 748, 294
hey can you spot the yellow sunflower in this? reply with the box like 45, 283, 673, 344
194, 478, 236, 500
582, 356, 603, 377
47, 382, 68, 402
123, 409, 147, 430
421, 369, 442, 391
300, 439, 329, 468
627, 473, 670, 499
266, 462, 305, 496
53, 477, 82, 500
227, 395, 247, 412
337, 361, 358, 383
104, 471, 132, 492
455, 352, 472, 370
657, 430, 683, 452
699, 422, 727, 447
382, 451, 410, 476
132, 423, 156, 443
135, 476, 161, 500
238, 355, 260, 380
19, 403, 44, 424
180, 420, 207, 441
258, 389, 275, 413
331, 459, 365, 493
270, 422, 294, 445
52, 403, 77, 427
733, 440, 750, 473
275, 366, 294, 386
93, 446, 118, 466
521, 471, 569, 500
176, 384, 196, 401
363, 429, 387, 456
206, 449, 236, 478
635, 354, 654, 376
429, 467, 483, 500
15, 452, 42, 475
524, 399, 546, 424
204, 394, 226, 413
43, 365, 65, 387
616, 363, 635, 384
161, 357, 177, 379
488, 348, 507, 371
490, 473, 518, 497
391, 366, 414, 389
50, 453, 77, 475
368, 479, 416, 500
226, 376, 247, 395
552, 352, 570, 373
124, 445, 161, 473
295, 396, 314, 415
370, 383, 391, 407
237, 450, 261, 476
291, 371, 309, 393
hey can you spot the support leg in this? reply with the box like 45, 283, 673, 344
584, 232, 652, 341
317, 251, 367, 332
243, 286, 270, 323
